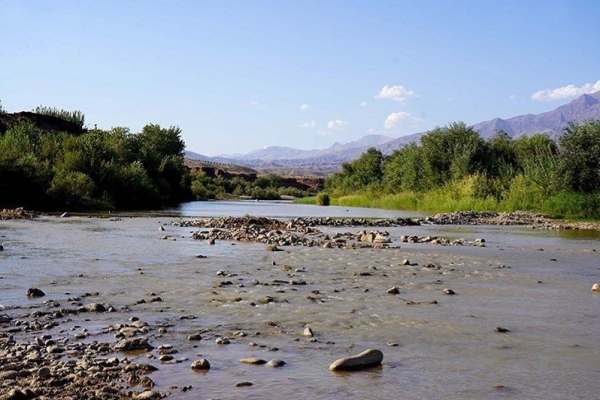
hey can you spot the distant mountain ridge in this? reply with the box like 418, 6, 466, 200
186, 92, 600, 175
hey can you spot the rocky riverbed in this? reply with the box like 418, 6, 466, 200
183, 216, 487, 248
1, 214, 599, 399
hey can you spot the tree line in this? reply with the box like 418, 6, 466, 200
0, 115, 190, 210
325, 121, 600, 218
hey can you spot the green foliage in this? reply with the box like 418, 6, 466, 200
559, 121, 600, 192
0, 120, 190, 210
33, 106, 85, 129
316, 192, 330, 206
327, 148, 384, 195
189, 171, 311, 201
325, 121, 600, 219
48, 170, 95, 208
383, 143, 424, 192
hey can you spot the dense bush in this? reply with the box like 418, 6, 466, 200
0, 117, 190, 210
325, 121, 600, 219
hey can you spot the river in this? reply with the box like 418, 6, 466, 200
0, 201, 599, 399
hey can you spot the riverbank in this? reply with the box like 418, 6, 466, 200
296, 191, 600, 221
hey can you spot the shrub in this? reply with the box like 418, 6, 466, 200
316, 192, 330, 206
48, 170, 95, 208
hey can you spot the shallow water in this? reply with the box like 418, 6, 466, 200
102, 200, 425, 218
1, 203, 599, 399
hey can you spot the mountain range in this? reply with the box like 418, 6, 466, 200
186, 91, 600, 175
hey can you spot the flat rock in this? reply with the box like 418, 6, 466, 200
240, 357, 267, 365
115, 337, 153, 351
329, 349, 384, 371
134, 391, 161, 400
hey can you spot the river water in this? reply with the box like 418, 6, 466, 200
1, 201, 599, 399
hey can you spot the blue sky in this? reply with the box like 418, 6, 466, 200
1, 0, 599, 155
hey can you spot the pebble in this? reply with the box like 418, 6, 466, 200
191, 359, 210, 370
592, 282, 600, 292
495, 326, 511, 333
37, 366, 51, 379
84, 303, 107, 312
236, 382, 253, 387
329, 349, 384, 371
187, 333, 202, 341
443, 288, 456, 295
266, 359, 286, 368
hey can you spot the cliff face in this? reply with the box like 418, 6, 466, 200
0, 112, 85, 135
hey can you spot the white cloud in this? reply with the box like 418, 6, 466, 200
327, 119, 348, 131
376, 84, 415, 102
300, 104, 310, 111
300, 120, 316, 129
360, 101, 368, 107
531, 80, 600, 102
384, 112, 421, 130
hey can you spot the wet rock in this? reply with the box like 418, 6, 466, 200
190, 359, 210, 370
387, 286, 400, 295
401, 259, 411, 265
215, 337, 230, 345
235, 382, 253, 387
495, 326, 511, 333
46, 344, 64, 354
443, 288, 456, 295
187, 333, 202, 341
240, 357, 267, 365
26, 288, 45, 298
84, 303, 106, 312
329, 349, 384, 371
115, 337, 153, 351
266, 359, 286, 368
592, 282, 600, 292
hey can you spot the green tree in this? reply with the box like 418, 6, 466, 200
559, 121, 600, 193
420, 122, 487, 188
383, 143, 424, 192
